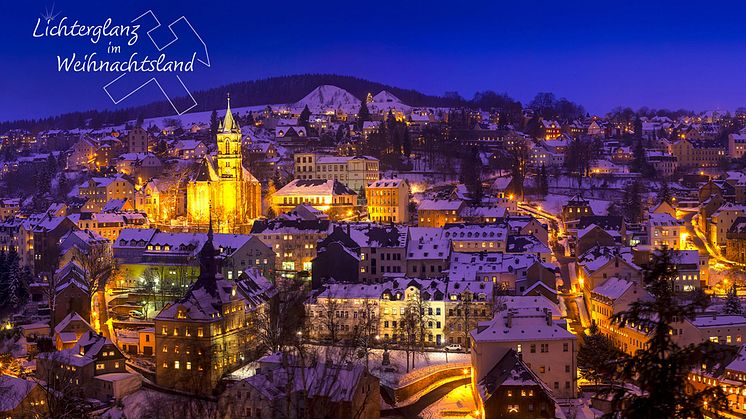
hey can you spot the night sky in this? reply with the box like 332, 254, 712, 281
2, 0, 746, 121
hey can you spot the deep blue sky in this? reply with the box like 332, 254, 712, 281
2, 0, 746, 121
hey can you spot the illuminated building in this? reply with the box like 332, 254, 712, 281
186, 96, 262, 233
125, 126, 151, 154
78, 174, 135, 213
671, 138, 726, 168
294, 153, 380, 192
365, 178, 410, 223
154, 224, 274, 394
471, 308, 577, 399
272, 179, 358, 220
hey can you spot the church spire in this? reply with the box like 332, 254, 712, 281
221, 93, 239, 133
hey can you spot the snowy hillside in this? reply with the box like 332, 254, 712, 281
294, 85, 362, 114
369, 90, 411, 114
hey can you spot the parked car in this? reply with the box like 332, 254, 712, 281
129, 310, 145, 319
445, 343, 463, 352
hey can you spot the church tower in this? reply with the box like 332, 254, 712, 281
216, 94, 242, 179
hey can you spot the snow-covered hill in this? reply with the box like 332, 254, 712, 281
293, 85, 361, 114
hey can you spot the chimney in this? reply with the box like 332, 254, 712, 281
506, 311, 513, 328
347, 222, 351, 236
545, 308, 552, 326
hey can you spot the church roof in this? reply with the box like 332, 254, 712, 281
219, 95, 240, 134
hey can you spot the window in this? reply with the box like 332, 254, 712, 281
563, 343, 569, 352
186, 362, 192, 370
96, 363, 104, 370
174, 361, 180, 369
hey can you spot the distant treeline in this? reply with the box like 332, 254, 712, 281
1, 73, 593, 133
0, 74, 467, 132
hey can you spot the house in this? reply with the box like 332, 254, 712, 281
576, 224, 619, 255
726, 216, 746, 264
648, 212, 686, 250
670, 138, 726, 168
78, 175, 135, 213
365, 178, 410, 223
171, 140, 207, 160
0, 375, 47, 417
36, 330, 140, 402
125, 126, 150, 153
115, 152, 162, 179
272, 179, 358, 220
293, 153, 380, 191
251, 212, 332, 274
417, 200, 464, 228
562, 194, 593, 225
471, 308, 577, 399
472, 348, 556, 419
218, 353, 380, 419
54, 311, 94, 350
154, 229, 274, 394
53, 261, 91, 327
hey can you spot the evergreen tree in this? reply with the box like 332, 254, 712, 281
634, 116, 644, 138
246, 111, 255, 126
299, 105, 311, 128
607, 250, 731, 417
461, 147, 483, 205
357, 101, 371, 130
577, 324, 620, 384
402, 126, 412, 156
539, 164, 549, 197
358, 186, 367, 207
622, 180, 644, 223
209, 110, 218, 142
659, 179, 672, 204
723, 284, 743, 315
57, 173, 70, 199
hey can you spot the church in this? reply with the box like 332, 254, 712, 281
187, 96, 262, 233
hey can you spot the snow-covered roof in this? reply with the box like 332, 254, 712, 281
591, 277, 634, 301
0, 375, 37, 412
275, 179, 357, 197
418, 199, 463, 211
471, 309, 575, 343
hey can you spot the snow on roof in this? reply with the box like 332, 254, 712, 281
54, 312, 93, 335
498, 295, 562, 317
577, 246, 637, 273
726, 345, 746, 374
406, 227, 449, 260
591, 277, 634, 301
0, 375, 37, 411
443, 223, 507, 241
368, 178, 406, 189
448, 252, 539, 282
314, 282, 385, 300
418, 199, 463, 211
275, 179, 357, 197
506, 235, 551, 254
691, 314, 746, 328
347, 223, 408, 248
649, 212, 685, 227
471, 309, 575, 343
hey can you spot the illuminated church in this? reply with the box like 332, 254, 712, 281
187, 96, 262, 233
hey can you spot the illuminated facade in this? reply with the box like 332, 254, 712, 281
187, 96, 262, 233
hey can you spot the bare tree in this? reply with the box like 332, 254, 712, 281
250, 278, 307, 354
76, 242, 119, 338
353, 298, 379, 369
34, 352, 95, 419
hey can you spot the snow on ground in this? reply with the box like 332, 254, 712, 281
365, 348, 470, 387
226, 345, 470, 387
420, 382, 477, 418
